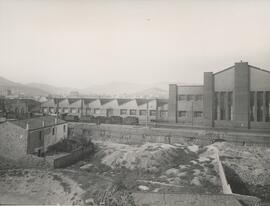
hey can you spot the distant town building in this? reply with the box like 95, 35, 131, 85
0, 116, 67, 160
4, 98, 41, 120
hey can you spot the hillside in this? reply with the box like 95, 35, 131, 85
0, 76, 48, 96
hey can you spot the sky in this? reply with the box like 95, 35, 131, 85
0, 0, 270, 88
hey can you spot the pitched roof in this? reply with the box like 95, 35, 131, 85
100, 98, 114, 105
117, 99, 132, 106
135, 98, 149, 106
11, 116, 66, 130
83, 98, 97, 105
157, 99, 168, 107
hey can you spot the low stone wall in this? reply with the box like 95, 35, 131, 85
68, 123, 270, 147
216, 152, 232, 194
53, 146, 94, 169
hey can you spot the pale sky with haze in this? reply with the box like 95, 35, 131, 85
0, 0, 270, 88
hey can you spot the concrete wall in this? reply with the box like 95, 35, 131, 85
214, 67, 234, 91
203, 72, 215, 127
68, 122, 270, 146
168, 84, 178, 123
0, 122, 28, 160
233, 62, 250, 128
250, 67, 270, 91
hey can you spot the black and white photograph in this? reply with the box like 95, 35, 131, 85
0, 0, 270, 205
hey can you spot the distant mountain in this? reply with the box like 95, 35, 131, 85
0, 76, 48, 96
131, 87, 168, 98
80, 82, 148, 96
0, 76, 173, 98
26, 83, 75, 95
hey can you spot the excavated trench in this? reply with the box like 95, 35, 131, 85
223, 165, 270, 203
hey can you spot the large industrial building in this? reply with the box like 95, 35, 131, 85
40, 61, 270, 130
168, 61, 270, 130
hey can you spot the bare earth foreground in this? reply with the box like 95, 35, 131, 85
0, 141, 269, 205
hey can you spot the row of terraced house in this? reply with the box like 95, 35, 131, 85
41, 98, 169, 123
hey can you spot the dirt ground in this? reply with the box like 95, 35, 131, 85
0, 169, 84, 205
1, 141, 269, 205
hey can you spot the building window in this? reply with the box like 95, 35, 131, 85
94, 108, 100, 115
178, 95, 186, 101
257, 92, 263, 122
139, 110, 146, 116
220, 92, 225, 120
150, 110, 156, 116
214, 92, 218, 120
86, 108, 91, 115
178, 111, 187, 117
120, 109, 127, 115
266, 91, 270, 122
52, 127, 55, 135
64, 108, 69, 113
250, 92, 255, 121
194, 111, 203, 117
71, 108, 77, 114
130, 109, 137, 115
195, 95, 203, 101
160, 110, 168, 117
228, 92, 233, 120
187, 95, 195, 101
63, 125, 66, 132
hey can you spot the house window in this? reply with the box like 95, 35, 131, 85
120, 109, 127, 115
130, 109, 136, 115
94, 108, 100, 115
52, 127, 55, 135
139, 110, 146, 116
178, 111, 187, 117
150, 110, 156, 116
195, 95, 203, 101
194, 111, 203, 117
178, 95, 186, 101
